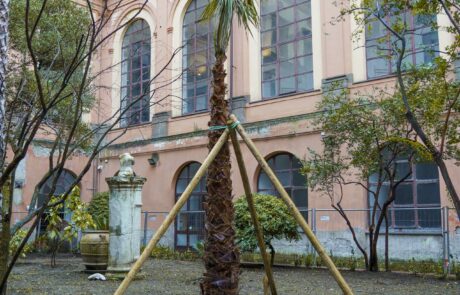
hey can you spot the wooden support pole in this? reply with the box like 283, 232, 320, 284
229, 115, 354, 295
229, 128, 277, 295
114, 129, 230, 295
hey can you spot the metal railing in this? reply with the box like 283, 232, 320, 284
11, 206, 458, 274
140, 206, 457, 274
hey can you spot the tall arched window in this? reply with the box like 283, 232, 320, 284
36, 170, 77, 235
175, 162, 206, 250
121, 19, 151, 127
257, 153, 308, 219
182, 0, 215, 115
261, 0, 313, 99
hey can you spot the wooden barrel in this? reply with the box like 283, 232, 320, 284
80, 230, 109, 273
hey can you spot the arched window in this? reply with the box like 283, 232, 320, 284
175, 162, 206, 250
36, 170, 77, 235
369, 160, 441, 229
182, 0, 215, 115
261, 0, 313, 99
257, 153, 308, 219
121, 19, 151, 127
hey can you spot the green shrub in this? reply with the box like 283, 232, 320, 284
87, 191, 109, 230
234, 194, 300, 265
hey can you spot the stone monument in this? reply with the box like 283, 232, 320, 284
106, 153, 146, 273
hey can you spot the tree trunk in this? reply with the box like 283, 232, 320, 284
0, 0, 7, 169
384, 212, 389, 272
0, 187, 10, 295
369, 239, 379, 272
334, 204, 369, 269
201, 54, 239, 295
0, 2, 9, 293
267, 243, 275, 268
0, 177, 13, 295
402, 92, 460, 220
367, 226, 374, 271
434, 155, 460, 218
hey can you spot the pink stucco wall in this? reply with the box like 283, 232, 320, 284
12, 0, 460, 242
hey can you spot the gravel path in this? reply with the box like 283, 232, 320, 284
7, 255, 459, 294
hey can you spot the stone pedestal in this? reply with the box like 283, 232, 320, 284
106, 153, 146, 273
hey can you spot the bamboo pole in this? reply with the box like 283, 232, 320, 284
229, 128, 277, 295
229, 115, 354, 295
114, 129, 230, 295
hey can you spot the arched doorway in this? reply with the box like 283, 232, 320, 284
36, 170, 77, 236
175, 162, 206, 250
257, 152, 308, 220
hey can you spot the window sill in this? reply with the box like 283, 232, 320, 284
352, 74, 397, 86
365, 229, 442, 236
111, 121, 151, 132
171, 110, 209, 120
249, 89, 321, 106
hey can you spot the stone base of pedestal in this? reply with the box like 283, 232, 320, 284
107, 265, 132, 273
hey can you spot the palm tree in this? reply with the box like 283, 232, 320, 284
199, 1, 258, 294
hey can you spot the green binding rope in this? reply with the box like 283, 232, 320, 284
230, 121, 240, 129
209, 120, 240, 131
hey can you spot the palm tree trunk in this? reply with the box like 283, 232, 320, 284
201, 54, 240, 295
0, 2, 9, 295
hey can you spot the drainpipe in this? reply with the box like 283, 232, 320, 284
311, 208, 317, 267
442, 206, 450, 275
92, 94, 103, 196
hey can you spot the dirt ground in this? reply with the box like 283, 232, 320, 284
7, 254, 459, 294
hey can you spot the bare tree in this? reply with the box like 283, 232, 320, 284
0, 0, 184, 291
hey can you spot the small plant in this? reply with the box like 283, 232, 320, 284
87, 191, 109, 230
46, 186, 95, 267
304, 253, 314, 268
349, 249, 357, 271
234, 194, 301, 266
406, 258, 418, 275
151, 246, 199, 261
196, 241, 205, 257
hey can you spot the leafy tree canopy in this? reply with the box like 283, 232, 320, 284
10, 0, 91, 69
8, 0, 95, 150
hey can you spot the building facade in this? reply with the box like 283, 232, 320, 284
11, 0, 460, 261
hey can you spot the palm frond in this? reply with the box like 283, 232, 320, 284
200, 0, 259, 55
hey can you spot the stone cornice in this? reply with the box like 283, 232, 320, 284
106, 111, 323, 151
